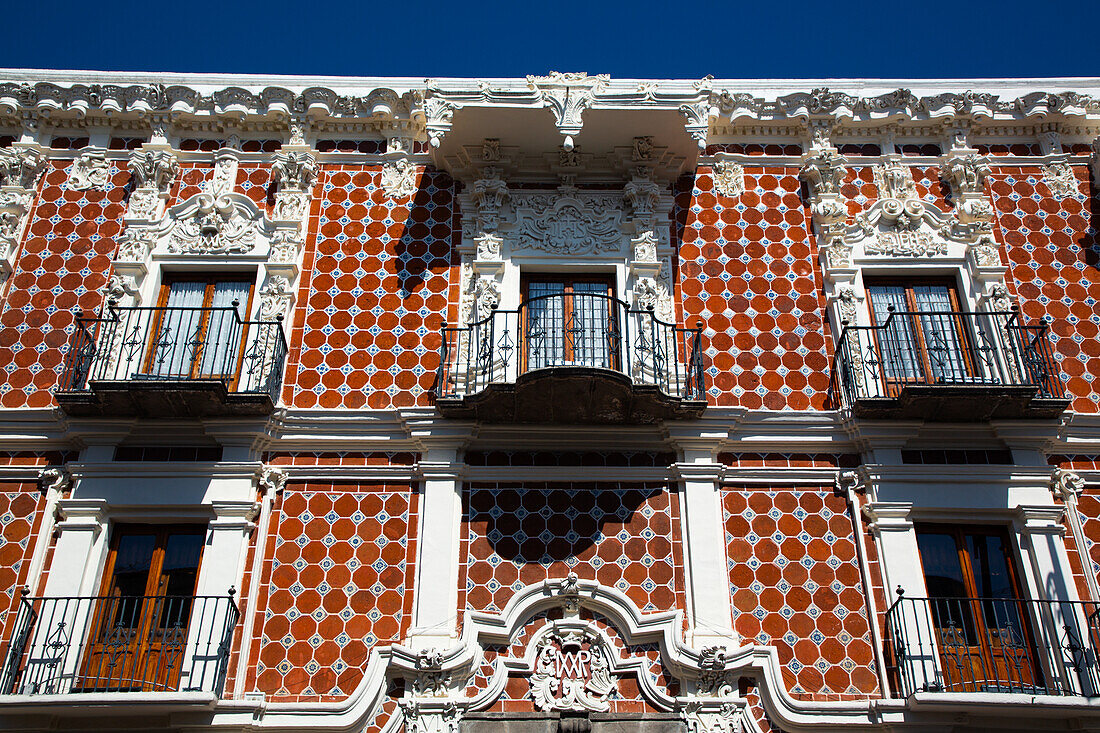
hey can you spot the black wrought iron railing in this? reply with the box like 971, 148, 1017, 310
834, 308, 1063, 405
58, 302, 288, 403
436, 292, 705, 401
0, 589, 239, 696
884, 592, 1100, 697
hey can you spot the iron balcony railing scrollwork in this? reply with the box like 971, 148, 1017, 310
436, 291, 705, 402
58, 301, 288, 403
0, 588, 239, 696
884, 591, 1100, 698
834, 307, 1064, 405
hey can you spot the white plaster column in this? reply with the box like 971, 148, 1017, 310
408, 434, 469, 649
185, 499, 256, 692
864, 501, 939, 694
42, 499, 110, 598
673, 448, 736, 648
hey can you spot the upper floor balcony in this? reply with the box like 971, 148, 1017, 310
886, 592, 1100, 698
0, 590, 237, 697
833, 308, 1068, 421
56, 303, 288, 418
435, 291, 706, 423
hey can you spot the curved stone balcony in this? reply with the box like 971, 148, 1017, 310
435, 292, 706, 423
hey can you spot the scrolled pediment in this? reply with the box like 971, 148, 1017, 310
159, 191, 270, 256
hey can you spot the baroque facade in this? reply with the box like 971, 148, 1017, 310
0, 69, 1098, 732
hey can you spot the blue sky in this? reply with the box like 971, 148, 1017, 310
2, 0, 1097, 80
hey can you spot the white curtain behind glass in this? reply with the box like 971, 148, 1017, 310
199, 281, 249, 376
867, 285, 922, 382
525, 282, 565, 369
149, 281, 205, 377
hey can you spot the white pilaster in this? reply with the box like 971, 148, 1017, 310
42, 499, 109, 598
673, 451, 736, 648
408, 436, 468, 649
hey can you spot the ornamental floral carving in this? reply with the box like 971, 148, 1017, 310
128, 149, 179, 191
682, 701, 743, 733
512, 192, 623, 255
623, 172, 661, 220
472, 276, 500, 321
633, 277, 659, 311
412, 649, 451, 696
835, 286, 860, 326
474, 233, 501, 261
529, 629, 614, 712
471, 168, 508, 232
697, 646, 734, 697
67, 150, 111, 191
799, 148, 847, 196
631, 230, 658, 263
526, 72, 610, 138
271, 150, 318, 192
1043, 161, 1079, 198
269, 230, 305, 264
116, 228, 157, 262
712, 161, 745, 198
943, 152, 990, 198
381, 158, 419, 199
0, 190, 33, 262
1052, 468, 1086, 500
258, 276, 293, 321
872, 159, 918, 203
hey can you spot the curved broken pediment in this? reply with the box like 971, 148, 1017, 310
159, 191, 271, 256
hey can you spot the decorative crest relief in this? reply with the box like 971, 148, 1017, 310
67, 150, 111, 191
711, 161, 745, 198
1043, 161, 1080, 199
381, 158, 419, 199
530, 629, 614, 712
512, 192, 623, 255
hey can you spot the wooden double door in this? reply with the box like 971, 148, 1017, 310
522, 276, 619, 371
78, 526, 204, 691
916, 525, 1041, 693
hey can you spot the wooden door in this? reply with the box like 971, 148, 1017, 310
866, 280, 974, 393
78, 526, 204, 691
146, 275, 254, 383
915, 525, 1040, 693
521, 276, 617, 372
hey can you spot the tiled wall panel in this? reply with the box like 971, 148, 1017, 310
246, 483, 418, 702
675, 166, 830, 410
283, 165, 456, 409
722, 485, 878, 700
991, 163, 1099, 412
461, 483, 685, 617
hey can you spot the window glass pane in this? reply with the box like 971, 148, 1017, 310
914, 285, 969, 383
571, 283, 611, 368
156, 532, 204, 631
149, 282, 206, 377
966, 533, 1027, 650
526, 282, 566, 368
867, 284, 923, 381
917, 530, 977, 644
199, 281, 250, 376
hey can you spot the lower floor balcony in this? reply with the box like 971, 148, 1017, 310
435, 292, 706, 423
834, 309, 1068, 420
0, 592, 238, 696
55, 304, 288, 418
885, 593, 1100, 697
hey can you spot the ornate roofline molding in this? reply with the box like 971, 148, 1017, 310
2, 71, 1093, 150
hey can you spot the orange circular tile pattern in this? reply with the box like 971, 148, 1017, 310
284, 165, 455, 410
0, 486, 45, 634
462, 483, 685, 615
676, 167, 829, 410
722, 487, 878, 700
989, 164, 1099, 412
251, 484, 417, 702
0, 160, 129, 408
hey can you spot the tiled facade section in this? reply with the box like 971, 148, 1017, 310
0, 483, 48, 645
990, 163, 1099, 412
742, 677, 788, 733
676, 167, 830, 410
461, 483, 685, 616
0, 160, 125, 408
1074, 489, 1100, 582
248, 483, 418, 702
722, 486, 878, 700
466, 608, 674, 713
284, 165, 456, 409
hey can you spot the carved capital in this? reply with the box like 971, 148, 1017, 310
127, 149, 178, 192
271, 150, 318, 192
40, 466, 71, 494
1052, 468, 1086, 501
799, 148, 847, 197
0, 147, 45, 189
67, 150, 111, 191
